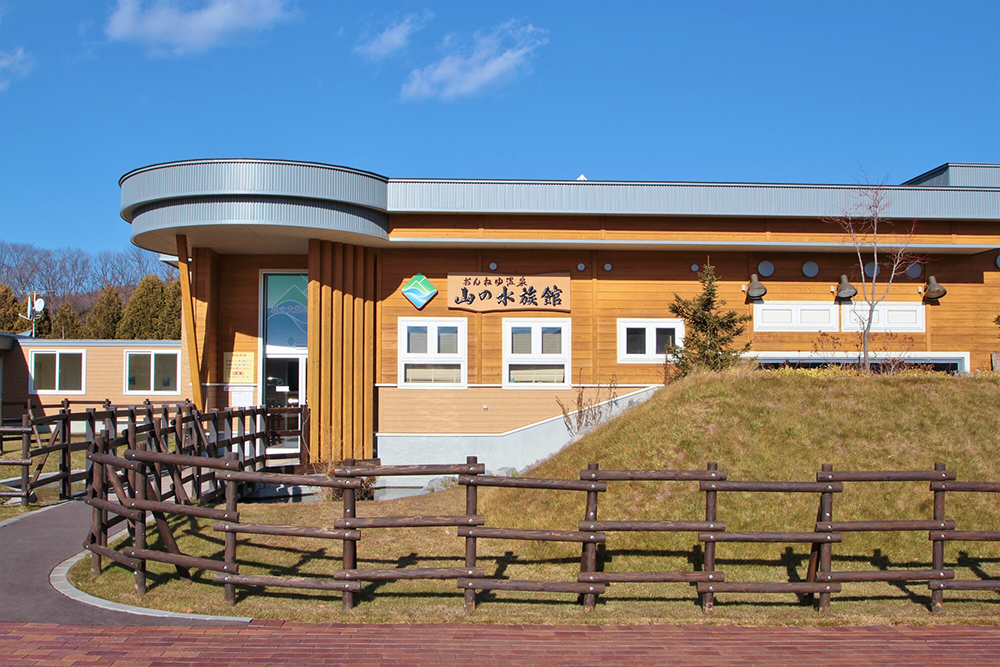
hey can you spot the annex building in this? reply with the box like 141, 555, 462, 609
118, 159, 1000, 486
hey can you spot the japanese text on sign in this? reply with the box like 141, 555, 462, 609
446, 273, 571, 313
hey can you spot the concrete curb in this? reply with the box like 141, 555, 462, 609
0, 498, 75, 530
49, 541, 252, 624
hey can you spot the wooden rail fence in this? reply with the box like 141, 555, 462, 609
82, 452, 1000, 615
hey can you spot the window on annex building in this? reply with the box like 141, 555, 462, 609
503, 318, 572, 387
397, 318, 467, 388
31, 351, 85, 394
617, 319, 685, 364
125, 351, 180, 394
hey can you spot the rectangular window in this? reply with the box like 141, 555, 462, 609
30, 351, 85, 394
503, 318, 572, 388
617, 319, 685, 364
753, 302, 840, 333
125, 351, 180, 394
398, 318, 467, 388
841, 302, 925, 333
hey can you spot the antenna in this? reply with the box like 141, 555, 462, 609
17, 290, 47, 337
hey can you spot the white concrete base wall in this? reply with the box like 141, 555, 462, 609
374, 386, 659, 489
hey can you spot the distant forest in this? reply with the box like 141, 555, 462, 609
0, 241, 181, 340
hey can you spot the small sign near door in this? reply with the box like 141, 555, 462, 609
224, 352, 256, 384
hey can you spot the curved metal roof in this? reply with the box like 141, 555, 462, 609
120, 159, 1000, 256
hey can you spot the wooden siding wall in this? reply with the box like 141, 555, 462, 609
1, 343, 190, 420
306, 240, 376, 463
377, 245, 1000, 434
186, 250, 308, 409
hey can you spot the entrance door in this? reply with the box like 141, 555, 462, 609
264, 354, 307, 454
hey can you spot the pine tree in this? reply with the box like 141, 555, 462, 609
0, 285, 21, 333
665, 263, 753, 375
117, 275, 165, 339
33, 306, 52, 338
50, 302, 84, 339
157, 280, 182, 339
85, 286, 124, 339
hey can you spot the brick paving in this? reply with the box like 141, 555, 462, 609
2, 621, 999, 666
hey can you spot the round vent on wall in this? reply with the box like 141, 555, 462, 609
802, 261, 819, 278
757, 260, 775, 277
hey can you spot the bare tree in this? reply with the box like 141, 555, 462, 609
825, 176, 922, 375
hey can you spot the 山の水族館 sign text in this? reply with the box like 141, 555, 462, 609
447, 274, 571, 313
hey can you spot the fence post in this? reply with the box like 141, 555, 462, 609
89, 431, 105, 575
702, 461, 718, 614
931, 461, 947, 613
134, 457, 147, 595
818, 463, 834, 614
223, 448, 238, 606
581, 461, 600, 612
20, 414, 30, 508
342, 458, 357, 611
59, 399, 71, 499
464, 455, 479, 614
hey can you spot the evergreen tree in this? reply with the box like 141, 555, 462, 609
51, 302, 84, 339
85, 286, 124, 339
0, 285, 21, 333
33, 306, 52, 338
157, 280, 182, 339
665, 263, 753, 375
117, 275, 165, 339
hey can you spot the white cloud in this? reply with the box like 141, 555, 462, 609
105, 0, 290, 56
355, 11, 433, 61
402, 20, 547, 101
0, 47, 33, 92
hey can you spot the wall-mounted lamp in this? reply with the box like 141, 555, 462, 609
836, 275, 857, 300
747, 273, 767, 299
924, 276, 947, 300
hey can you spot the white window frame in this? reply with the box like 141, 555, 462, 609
753, 301, 841, 333
502, 318, 572, 389
841, 302, 926, 333
29, 350, 87, 395
617, 318, 686, 364
397, 317, 468, 389
123, 349, 183, 396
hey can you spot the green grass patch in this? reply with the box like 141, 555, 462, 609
69, 370, 1000, 625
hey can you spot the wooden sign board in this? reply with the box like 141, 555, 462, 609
223, 352, 256, 385
447, 273, 571, 313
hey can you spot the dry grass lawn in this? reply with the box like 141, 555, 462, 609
69, 369, 1000, 625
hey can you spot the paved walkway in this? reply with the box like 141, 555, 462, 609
2, 621, 1000, 666
2, 501, 999, 666
0, 500, 238, 626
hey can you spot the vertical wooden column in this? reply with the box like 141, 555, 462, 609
175, 235, 204, 410
353, 246, 365, 460
307, 239, 322, 462
818, 464, 834, 614
197, 248, 219, 407
931, 461, 947, 613
223, 450, 238, 606
581, 462, 600, 612
320, 242, 334, 463
332, 243, 344, 461
464, 455, 478, 614
59, 401, 71, 499
342, 247, 355, 460
363, 248, 376, 459
702, 461, 718, 614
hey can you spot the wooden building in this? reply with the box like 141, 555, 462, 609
117, 160, 1000, 485
1, 338, 189, 421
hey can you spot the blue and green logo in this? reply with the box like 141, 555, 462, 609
402, 274, 437, 309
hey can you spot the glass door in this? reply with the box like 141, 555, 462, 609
264, 354, 307, 451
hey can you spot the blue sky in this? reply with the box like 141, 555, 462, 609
1, 0, 998, 253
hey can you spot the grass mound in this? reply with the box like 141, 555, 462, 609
69, 369, 1000, 625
